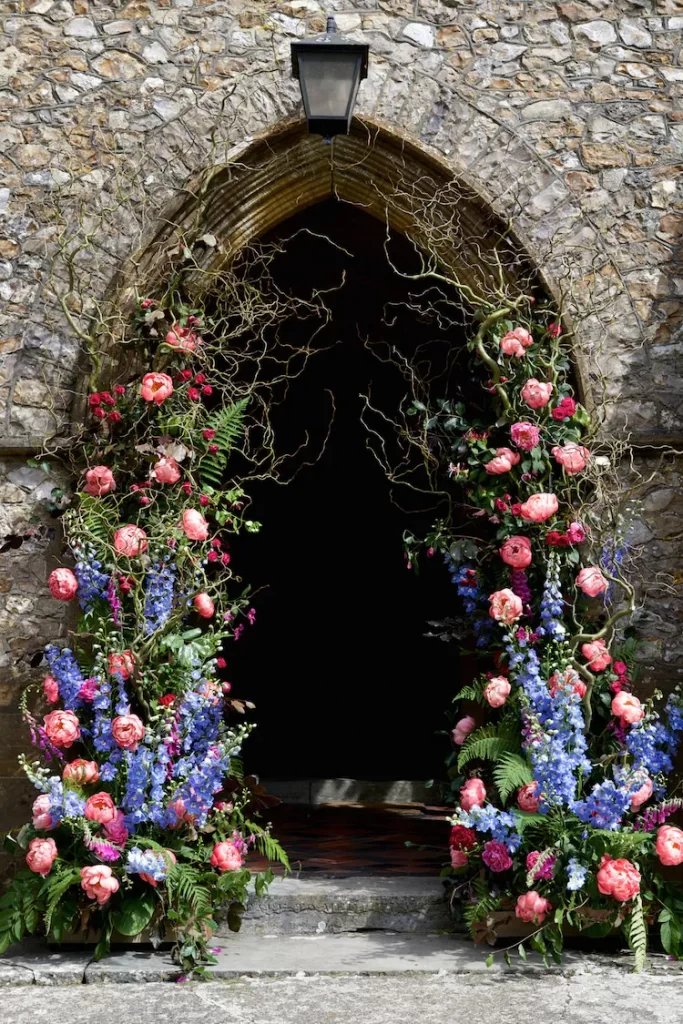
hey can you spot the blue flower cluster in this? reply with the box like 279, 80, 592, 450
143, 563, 176, 634
125, 846, 172, 882
573, 779, 633, 831
92, 678, 116, 754
44, 646, 85, 710
566, 857, 588, 891
626, 712, 681, 792
122, 746, 154, 828
537, 554, 566, 641
71, 542, 110, 613
452, 804, 522, 853
446, 560, 493, 648
40, 776, 86, 824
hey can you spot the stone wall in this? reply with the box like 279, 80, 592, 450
1, 0, 682, 833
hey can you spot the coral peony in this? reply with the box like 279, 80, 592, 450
500, 327, 534, 358
511, 422, 541, 451
515, 890, 552, 923
32, 794, 54, 830
630, 777, 653, 811
84, 465, 116, 496
552, 442, 590, 475
576, 566, 608, 597
566, 521, 586, 544
484, 676, 511, 708
193, 592, 215, 618
520, 378, 553, 409
485, 447, 521, 475
26, 837, 58, 877
165, 323, 201, 352
153, 456, 182, 485
43, 674, 59, 703
48, 568, 78, 601
596, 855, 640, 902
103, 810, 129, 847
581, 639, 612, 673
81, 864, 119, 904
519, 493, 558, 523
450, 848, 469, 869
182, 508, 209, 541
517, 782, 540, 813
112, 714, 146, 751
140, 372, 174, 405
482, 839, 512, 872
488, 588, 524, 625
84, 792, 117, 825
460, 778, 486, 812
43, 709, 80, 749
113, 524, 147, 557
611, 691, 644, 727
656, 825, 683, 867
500, 536, 532, 569
210, 840, 244, 872
108, 650, 135, 679
452, 715, 476, 746
63, 759, 99, 786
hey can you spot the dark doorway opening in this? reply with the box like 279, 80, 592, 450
229, 199, 472, 782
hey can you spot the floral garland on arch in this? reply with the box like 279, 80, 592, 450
406, 314, 683, 970
0, 308, 290, 973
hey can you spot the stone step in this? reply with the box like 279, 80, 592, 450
223, 876, 453, 937
261, 779, 431, 805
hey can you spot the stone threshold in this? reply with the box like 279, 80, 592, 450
262, 779, 432, 805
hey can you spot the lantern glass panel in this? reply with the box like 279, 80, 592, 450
298, 52, 361, 119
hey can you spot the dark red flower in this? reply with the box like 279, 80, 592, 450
208, 444, 219, 454
159, 694, 177, 707
211, 538, 222, 549
88, 393, 101, 407
221, 553, 231, 566
194, 373, 206, 385
510, 503, 522, 516
100, 391, 116, 407
107, 410, 122, 424
199, 495, 209, 507
207, 550, 218, 562
201, 385, 213, 397
450, 825, 477, 850
202, 429, 216, 440
494, 498, 509, 513
187, 387, 200, 401
216, 657, 227, 670
181, 482, 192, 496
92, 407, 106, 420
114, 385, 126, 396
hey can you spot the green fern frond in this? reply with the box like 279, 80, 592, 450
76, 496, 111, 545
458, 723, 520, 771
245, 820, 290, 872
44, 867, 81, 932
452, 680, 487, 704
198, 398, 248, 488
593, 831, 651, 857
463, 880, 501, 934
492, 752, 534, 803
626, 895, 648, 973
167, 863, 213, 916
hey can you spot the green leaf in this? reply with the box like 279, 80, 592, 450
518, 943, 527, 961
197, 398, 249, 489
485, 953, 494, 968
112, 893, 156, 937
457, 723, 520, 771
626, 895, 648, 973
492, 752, 534, 803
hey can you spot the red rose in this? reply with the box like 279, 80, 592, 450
88, 393, 101, 407
201, 385, 213, 397
194, 373, 206, 385
208, 444, 219, 454
203, 429, 216, 440
510, 503, 522, 516
92, 407, 106, 420
187, 387, 200, 401
450, 825, 477, 850
159, 694, 177, 707
107, 410, 122, 423
100, 392, 116, 407
114, 385, 126, 396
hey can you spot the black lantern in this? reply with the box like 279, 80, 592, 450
291, 16, 369, 140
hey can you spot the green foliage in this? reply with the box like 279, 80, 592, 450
43, 866, 82, 932
77, 496, 111, 545
112, 892, 157, 936
198, 398, 249, 488
457, 722, 520, 771
590, 830, 651, 859
246, 821, 291, 872
0, 870, 45, 954
492, 752, 534, 803
463, 880, 501, 934
625, 896, 648, 973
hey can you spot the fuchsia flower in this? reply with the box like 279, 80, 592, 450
552, 396, 577, 421
576, 566, 608, 597
84, 466, 116, 496
596, 855, 640, 902
519, 493, 558, 523
460, 778, 486, 811
26, 838, 58, 877
552, 442, 590, 475
485, 447, 520, 475
452, 715, 476, 746
43, 710, 80, 749
488, 588, 523, 625
656, 826, 683, 866
103, 810, 129, 847
48, 568, 78, 601
482, 840, 512, 872
210, 840, 244, 872
81, 864, 119, 904
499, 536, 532, 569
499, 327, 533, 358
483, 676, 511, 708
114, 525, 147, 556
140, 372, 174, 405
182, 509, 209, 541
520, 378, 553, 409
153, 457, 182, 484
515, 891, 552, 923
510, 422, 540, 451
78, 677, 98, 701
526, 850, 556, 881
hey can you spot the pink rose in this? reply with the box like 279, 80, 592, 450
43, 709, 80, 749
460, 778, 486, 812
194, 592, 215, 618
84, 792, 117, 825
488, 588, 523, 625
165, 323, 201, 352
582, 638, 612, 673
519, 493, 558, 523
517, 782, 540, 813
485, 447, 521, 475
103, 810, 129, 846
113, 524, 147, 556
48, 568, 78, 601
210, 840, 244, 872
510, 422, 540, 451
500, 536, 532, 569
182, 508, 209, 541
81, 864, 120, 904
566, 521, 586, 544
140, 372, 174, 405
656, 825, 683, 867
450, 848, 469, 869
112, 714, 146, 751
63, 759, 99, 786
32, 794, 55, 830
520, 378, 553, 409
576, 566, 608, 597
515, 890, 552, 924
482, 839, 512, 872
26, 837, 58, 877
630, 777, 653, 811
596, 855, 640, 902
84, 466, 116, 496
452, 715, 476, 746
140, 850, 177, 887
153, 457, 182, 485
611, 691, 644, 727
108, 650, 135, 679
484, 676, 511, 709
500, 327, 533, 358
552, 442, 590, 475
43, 675, 59, 703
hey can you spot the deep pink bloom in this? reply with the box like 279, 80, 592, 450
48, 568, 78, 601
526, 850, 555, 881
510, 422, 540, 451
482, 840, 512, 872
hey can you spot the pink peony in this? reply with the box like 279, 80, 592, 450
611, 691, 644, 727
63, 759, 99, 786
79, 677, 98, 702
32, 794, 55, 830
43, 675, 59, 703
26, 837, 58, 877
552, 442, 590, 475
450, 848, 469, 869
482, 839, 512, 872
517, 782, 540, 813
165, 323, 201, 352
582, 639, 612, 673
81, 864, 120, 905
526, 850, 555, 881
140, 372, 174, 405
630, 777, 653, 811
460, 778, 486, 812
48, 568, 78, 601
43, 709, 80, 749
108, 650, 135, 679
84, 792, 117, 825
194, 592, 215, 618
515, 890, 552, 924
596, 855, 640, 902
210, 840, 244, 872
511, 422, 541, 451
452, 715, 476, 746
576, 566, 608, 597
500, 536, 532, 569
500, 327, 533, 358
519, 493, 559, 523
566, 521, 586, 544
140, 850, 177, 887
655, 825, 683, 867
84, 466, 116, 496
112, 714, 146, 751
113, 524, 147, 557
484, 676, 511, 709
485, 447, 521, 475
182, 508, 209, 541
153, 457, 182, 485
520, 378, 553, 409
488, 588, 524, 625
103, 810, 129, 847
